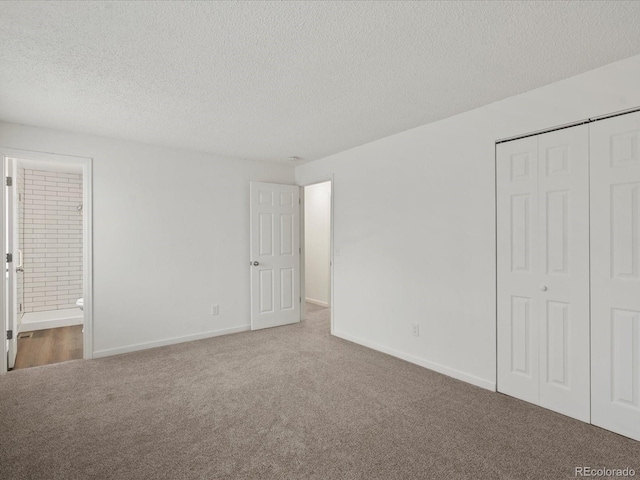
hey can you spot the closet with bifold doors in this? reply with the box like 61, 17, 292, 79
496, 109, 640, 442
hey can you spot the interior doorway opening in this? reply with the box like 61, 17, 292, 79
301, 180, 333, 331
2, 148, 92, 373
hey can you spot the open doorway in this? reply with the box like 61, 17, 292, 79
2, 149, 92, 372
302, 180, 332, 332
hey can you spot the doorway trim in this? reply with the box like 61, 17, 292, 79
1, 147, 93, 373
298, 175, 334, 334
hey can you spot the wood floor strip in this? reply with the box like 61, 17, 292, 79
13, 325, 83, 370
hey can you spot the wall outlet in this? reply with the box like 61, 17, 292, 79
211, 304, 219, 315
412, 323, 420, 337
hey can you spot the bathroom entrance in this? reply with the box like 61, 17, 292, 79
2, 150, 92, 371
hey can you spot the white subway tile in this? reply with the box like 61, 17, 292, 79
31, 267, 59, 273
57, 294, 78, 300
32, 285, 59, 292
47, 186, 70, 193
32, 180, 58, 187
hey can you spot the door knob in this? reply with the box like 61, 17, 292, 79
252, 261, 259, 266
540, 285, 548, 292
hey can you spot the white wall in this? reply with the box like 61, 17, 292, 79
295, 53, 640, 390
304, 181, 331, 306
0, 123, 294, 356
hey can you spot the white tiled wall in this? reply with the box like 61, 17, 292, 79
22, 169, 83, 312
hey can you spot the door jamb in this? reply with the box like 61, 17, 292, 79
298, 175, 334, 335
1, 147, 93, 373
494, 142, 499, 393
5, 156, 17, 369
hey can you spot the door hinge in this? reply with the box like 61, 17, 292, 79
299, 247, 301, 254
299, 297, 301, 303
6, 330, 13, 340
6, 253, 12, 263
5, 176, 12, 186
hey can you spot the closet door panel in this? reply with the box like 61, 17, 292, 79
537, 125, 590, 422
591, 110, 640, 441
497, 137, 540, 404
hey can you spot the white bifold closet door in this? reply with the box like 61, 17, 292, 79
497, 124, 590, 422
590, 111, 640, 441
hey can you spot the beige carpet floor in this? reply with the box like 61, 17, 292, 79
1, 303, 639, 479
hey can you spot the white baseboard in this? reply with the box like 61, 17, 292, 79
20, 308, 83, 332
93, 324, 251, 359
332, 330, 496, 392
305, 297, 330, 307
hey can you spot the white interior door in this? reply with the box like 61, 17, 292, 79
537, 126, 590, 422
497, 136, 540, 405
590, 110, 640, 441
497, 125, 590, 422
250, 182, 300, 330
4, 156, 17, 369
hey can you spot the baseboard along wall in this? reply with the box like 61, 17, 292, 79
93, 325, 251, 359
332, 329, 496, 392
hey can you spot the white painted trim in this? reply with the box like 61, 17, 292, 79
16, 158, 82, 174
333, 329, 496, 392
0, 147, 93, 372
93, 325, 251, 358
305, 297, 329, 307
299, 185, 306, 322
82, 157, 93, 360
1, 148, 89, 165
1, 157, 7, 374
11, 159, 21, 337
298, 174, 334, 334
7, 157, 17, 369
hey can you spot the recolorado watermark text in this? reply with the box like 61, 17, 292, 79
574, 466, 636, 477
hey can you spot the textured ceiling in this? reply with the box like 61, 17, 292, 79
2, 1, 640, 163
